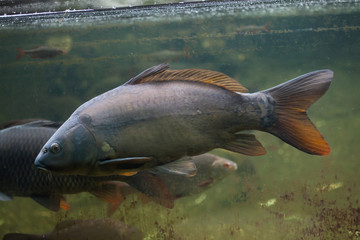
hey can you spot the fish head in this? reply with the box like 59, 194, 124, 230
34, 115, 98, 175
210, 156, 238, 179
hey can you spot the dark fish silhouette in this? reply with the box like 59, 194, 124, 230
3, 218, 143, 240
107, 153, 237, 215
235, 23, 270, 34
0, 120, 173, 211
16, 46, 67, 60
152, 153, 237, 198
35, 63, 332, 177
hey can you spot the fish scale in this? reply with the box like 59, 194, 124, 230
0, 120, 184, 211
34, 63, 332, 176
0, 123, 126, 209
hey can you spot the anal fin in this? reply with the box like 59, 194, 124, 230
223, 133, 266, 156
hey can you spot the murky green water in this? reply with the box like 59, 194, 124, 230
1, 0, 359, 239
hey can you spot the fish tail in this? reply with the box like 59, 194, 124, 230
16, 48, 25, 60
263, 70, 333, 155
264, 22, 270, 32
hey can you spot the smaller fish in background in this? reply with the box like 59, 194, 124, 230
159, 154, 238, 198
144, 49, 189, 62
235, 22, 270, 34
107, 154, 237, 214
16, 46, 67, 60
2, 218, 143, 240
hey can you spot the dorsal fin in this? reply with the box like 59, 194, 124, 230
24, 120, 63, 129
124, 63, 170, 85
125, 63, 248, 93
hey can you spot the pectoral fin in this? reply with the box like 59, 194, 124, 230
155, 156, 197, 177
223, 133, 266, 156
118, 171, 138, 176
98, 157, 152, 169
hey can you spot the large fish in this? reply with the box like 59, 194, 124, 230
3, 218, 143, 240
35, 63, 333, 176
0, 120, 173, 211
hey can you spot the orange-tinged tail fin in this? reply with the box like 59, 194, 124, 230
16, 48, 25, 60
264, 22, 270, 33
263, 70, 333, 155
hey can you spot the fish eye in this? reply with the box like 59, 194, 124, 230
50, 143, 61, 154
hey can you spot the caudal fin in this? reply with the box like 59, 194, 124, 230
16, 48, 25, 60
263, 70, 333, 155
264, 22, 270, 33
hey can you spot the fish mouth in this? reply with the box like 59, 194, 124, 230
35, 160, 50, 173
232, 163, 238, 171
37, 166, 50, 173
228, 163, 238, 171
